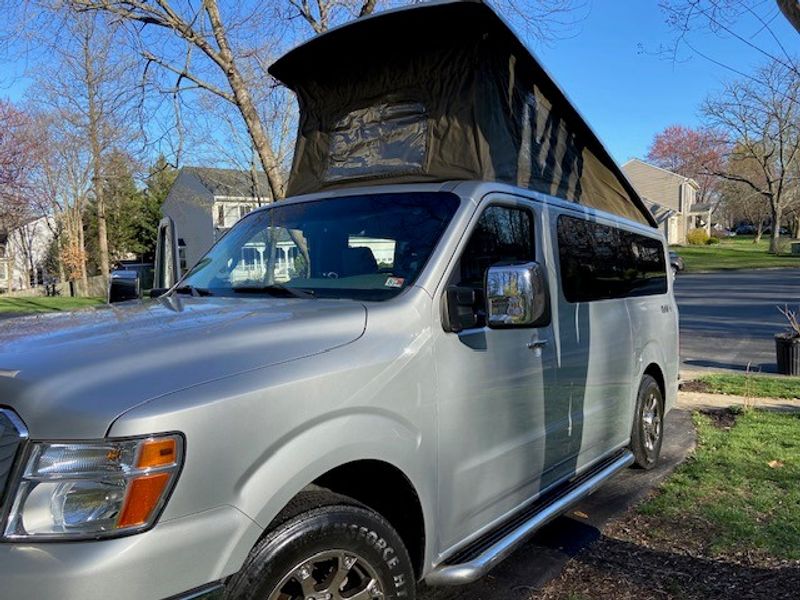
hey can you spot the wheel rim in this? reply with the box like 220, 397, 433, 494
642, 391, 662, 457
267, 549, 385, 600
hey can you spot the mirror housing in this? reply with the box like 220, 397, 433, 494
486, 262, 549, 328
443, 285, 480, 332
108, 271, 140, 304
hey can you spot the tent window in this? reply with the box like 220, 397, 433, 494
325, 101, 428, 183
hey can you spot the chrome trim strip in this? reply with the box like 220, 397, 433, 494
425, 450, 635, 586
164, 582, 224, 600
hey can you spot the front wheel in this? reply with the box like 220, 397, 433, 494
629, 374, 664, 469
225, 501, 415, 600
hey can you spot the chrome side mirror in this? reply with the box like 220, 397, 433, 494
486, 262, 549, 328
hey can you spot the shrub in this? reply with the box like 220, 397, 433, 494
687, 228, 710, 245
706, 236, 720, 245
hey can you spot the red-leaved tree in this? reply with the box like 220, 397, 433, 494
0, 100, 37, 227
645, 125, 726, 206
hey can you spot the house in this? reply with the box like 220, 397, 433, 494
0, 215, 56, 292
161, 167, 272, 272
622, 159, 712, 245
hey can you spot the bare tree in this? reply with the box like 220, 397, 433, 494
702, 60, 800, 253
659, 1, 798, 80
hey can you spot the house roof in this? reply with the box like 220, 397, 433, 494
622, 158, 700, 190
642, 197, 677, 223
183, 166, 271, 199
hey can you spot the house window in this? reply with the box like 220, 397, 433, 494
217, 205, 225, 228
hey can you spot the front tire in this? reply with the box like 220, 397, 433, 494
630, 374, 664, 470
225, 501, 416, 600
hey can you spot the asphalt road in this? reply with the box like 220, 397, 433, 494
418, 409, 695, 600
675, 268, 800, 374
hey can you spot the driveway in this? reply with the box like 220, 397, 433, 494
675, 268, 800, 373
418, 409, 695, 600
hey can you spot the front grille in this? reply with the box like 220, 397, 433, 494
0, 409, 27, 509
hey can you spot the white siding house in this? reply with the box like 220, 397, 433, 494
622, 159, 712, 245
0, 216, 56, 292
161, 167, 272, 273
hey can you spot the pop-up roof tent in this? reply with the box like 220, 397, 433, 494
269, 0, 656, 227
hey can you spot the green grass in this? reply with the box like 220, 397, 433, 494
0, 296, 105, 314
641, 410, 800, 559
673, 235, 800, 272
697, 373, 800, 400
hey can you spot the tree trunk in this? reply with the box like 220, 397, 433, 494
754, 222, 764, 243
77, 210, 88, 285
769, 205, 782, 254
84, 33, 110, 277
792, 215, 800, 240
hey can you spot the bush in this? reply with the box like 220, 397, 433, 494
687, 228, 710, 245
706, 236, 720, 245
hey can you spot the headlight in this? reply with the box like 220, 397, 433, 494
2, 434, 183, 540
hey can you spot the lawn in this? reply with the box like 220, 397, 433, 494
531, 410, 800, 600
672, 235, 800, 272
695, 373, 800, 400
640, 410, 800, 560
0, 296, 105, 314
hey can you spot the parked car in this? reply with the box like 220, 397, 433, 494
735, 224, 756, 235
0, 5, 679, 600
669, 250, 685, 274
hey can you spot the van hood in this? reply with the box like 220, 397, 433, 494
0, 297, 366, 438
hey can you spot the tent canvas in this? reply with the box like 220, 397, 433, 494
269, 0, 656, 227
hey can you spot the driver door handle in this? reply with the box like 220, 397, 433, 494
527, 340, 548, 350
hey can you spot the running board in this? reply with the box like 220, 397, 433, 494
425, 449, 634, 586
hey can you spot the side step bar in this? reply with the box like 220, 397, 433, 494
425, 449, 634, 586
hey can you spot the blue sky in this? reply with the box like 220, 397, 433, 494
536, 1, 798, 163
2, 1, 796, 167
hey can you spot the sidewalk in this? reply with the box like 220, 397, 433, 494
678, 390, 800, 413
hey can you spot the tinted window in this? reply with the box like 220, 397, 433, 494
557, 215, 667, 303
456, 205, 534, 288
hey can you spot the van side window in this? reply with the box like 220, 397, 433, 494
557, 215, 666, 303
457, 206, 535, 288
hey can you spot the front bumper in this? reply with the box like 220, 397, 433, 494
0, 505, 260, 600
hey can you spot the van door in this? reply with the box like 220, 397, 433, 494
553, 215, 636, 469
435, 200, 565, 552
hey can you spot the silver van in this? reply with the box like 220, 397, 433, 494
0, 3, 678, 599
0, 180, 678, 600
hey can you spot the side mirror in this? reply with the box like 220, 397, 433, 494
108, 271, 140, 304
486, 262, 549, 328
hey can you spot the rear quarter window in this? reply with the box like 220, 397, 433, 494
557, 215, 667, 303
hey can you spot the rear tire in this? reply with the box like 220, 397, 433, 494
630, 374, 664, 470
225, 499, 415, 600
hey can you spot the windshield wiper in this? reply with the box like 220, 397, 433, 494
232, 284, 316, 299
172, 285, 214, 297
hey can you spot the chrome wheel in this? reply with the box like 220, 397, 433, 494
642, 392, 662, 456
267, 550, 385, 600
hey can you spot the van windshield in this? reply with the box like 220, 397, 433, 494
179, 192, 460, 301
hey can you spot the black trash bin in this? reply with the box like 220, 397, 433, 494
775, 334, 800, 376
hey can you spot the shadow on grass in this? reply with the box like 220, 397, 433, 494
558, 534, 800, 600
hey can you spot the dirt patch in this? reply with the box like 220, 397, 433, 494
700, 407, 740, 429
680, 379, 712, 393
531, 513, 800, 600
